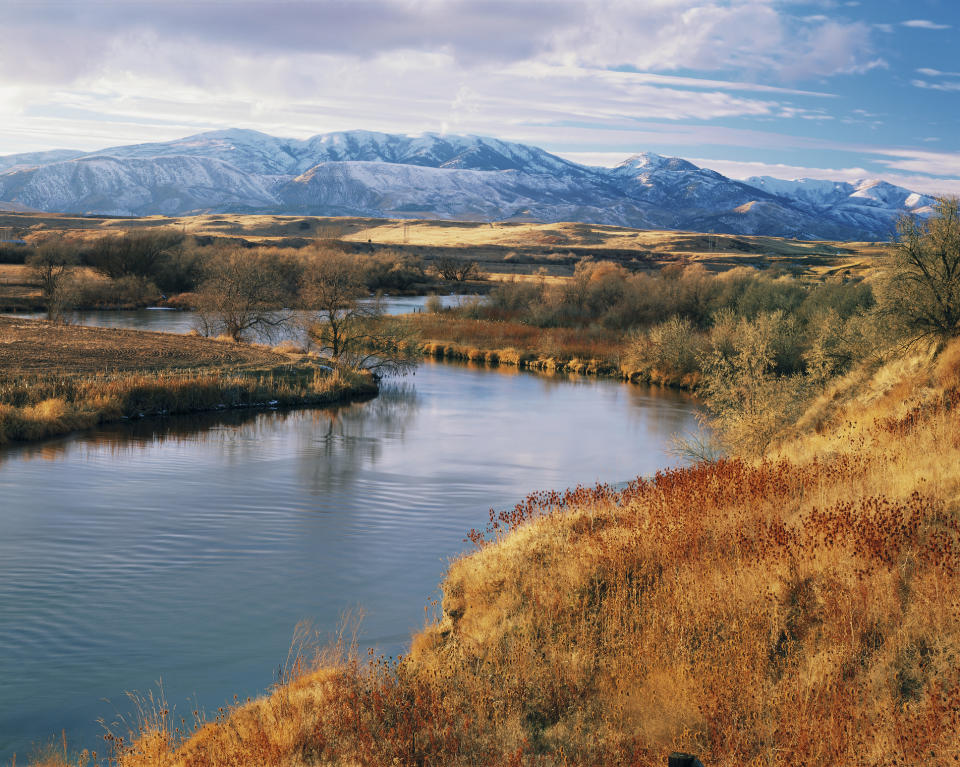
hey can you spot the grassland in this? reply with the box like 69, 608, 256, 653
31, 337, 960, 767
0, 211, 884, 282
0, 263, 42, 311
16, 211, 941, 767
0, 317, 376, 446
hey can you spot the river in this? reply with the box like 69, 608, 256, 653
0, 307, 700, 762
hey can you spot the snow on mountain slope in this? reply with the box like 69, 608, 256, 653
279, 161, 650, 225
609, 153, 788, 230
0, 154, 278, 216
0, 129, 936, 240
84, 129, 590, 177
745, 176, 936, 216
0, 149, 85, 174
87, 129, 303, 175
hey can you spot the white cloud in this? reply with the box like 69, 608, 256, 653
541, 1, 879, 80
916, 68, 960, 77
781, 21, 885, 79
5, 23, 867, 159
902, 19, 952, 30
912, 79, 960, 92
1, 0, 883, 89
871, 148, 960, 178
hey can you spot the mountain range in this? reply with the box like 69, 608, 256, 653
0, 129, 937, 241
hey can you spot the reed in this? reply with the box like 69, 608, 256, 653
0, 365, 375, 446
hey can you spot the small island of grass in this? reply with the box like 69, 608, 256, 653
0, 316, 376, 446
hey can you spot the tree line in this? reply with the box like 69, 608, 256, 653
25, 235, 431, 375
24, 230, 457, 320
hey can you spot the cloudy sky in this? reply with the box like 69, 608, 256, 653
2, 0, 958, 193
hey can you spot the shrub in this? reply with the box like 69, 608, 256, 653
360, 251, 426, 292
699, 311, 812, 455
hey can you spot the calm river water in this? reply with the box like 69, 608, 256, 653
0, 308, 699, 761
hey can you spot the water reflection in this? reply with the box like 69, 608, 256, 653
295, 384, 421, 494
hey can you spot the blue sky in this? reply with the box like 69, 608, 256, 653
1, 0, 958, 193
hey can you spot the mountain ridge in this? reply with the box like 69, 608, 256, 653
0, 129, 936, 241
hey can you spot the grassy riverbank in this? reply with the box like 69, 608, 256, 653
0, 317, 376, 446
37, 338, 959, 767
385, 256, 882, 393
404, 314, 630, 380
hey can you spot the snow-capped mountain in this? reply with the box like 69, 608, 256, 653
744, 176, 935, 216
0, 129, 937, 241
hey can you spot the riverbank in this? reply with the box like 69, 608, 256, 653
391, 314, 697, 388
78, 338, 960, 766
0, 317, 377, 446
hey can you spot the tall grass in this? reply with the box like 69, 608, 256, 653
43, 340, 960, 767
0, 365, 375, 446
396, 314, 626, 378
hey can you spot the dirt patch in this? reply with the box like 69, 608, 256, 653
0, 317, 289, 374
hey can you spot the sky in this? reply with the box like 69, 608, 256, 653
1, 0, 959, 194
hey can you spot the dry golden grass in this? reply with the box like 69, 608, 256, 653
0, 318, 376, 446
0, 265, 121, 310
48, 340, 960, 767
0, 263, 42, 307
0, 263, 31, 283
400, 314, 627, 379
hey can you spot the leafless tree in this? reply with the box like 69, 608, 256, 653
878, 197, 960, 346
434, 255, 479, 281
301, 251, 417, 377
194, 248, 295, 342
27, 235, 78, 321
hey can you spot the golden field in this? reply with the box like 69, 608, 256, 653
0, 211, 885, 279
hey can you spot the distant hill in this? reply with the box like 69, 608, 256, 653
0, 129, 936, 241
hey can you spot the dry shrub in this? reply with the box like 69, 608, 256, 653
408, 315, 622, 367
271, 340, 304, 355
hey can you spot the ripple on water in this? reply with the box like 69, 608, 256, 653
0, 357, 700, 761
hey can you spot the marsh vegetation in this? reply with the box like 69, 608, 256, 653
0, 317, 375, 446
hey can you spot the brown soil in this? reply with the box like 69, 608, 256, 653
0, 316, 290, 374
